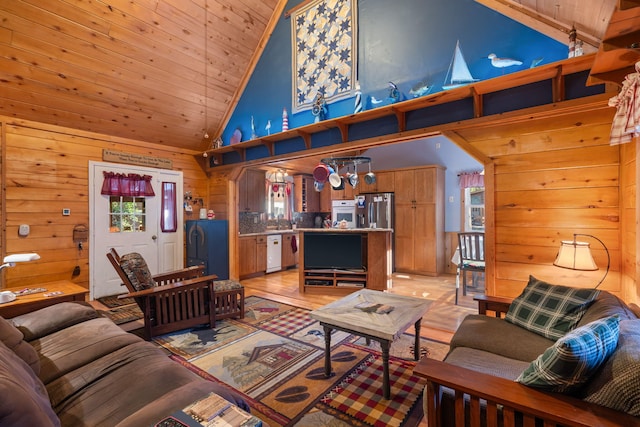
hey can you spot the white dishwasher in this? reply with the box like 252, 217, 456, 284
266, 234, 282, 273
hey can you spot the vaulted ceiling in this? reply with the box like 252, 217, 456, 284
0, 0, 618, 153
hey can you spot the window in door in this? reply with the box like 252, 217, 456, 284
464, 188, 485, 231
109, 196, 147, 232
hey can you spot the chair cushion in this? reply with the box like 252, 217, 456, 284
516, 315, 620, 393
581, 319, 640, 416
119, 252, 155, 291
213, 280, 243, 291
505, 276, 599, 340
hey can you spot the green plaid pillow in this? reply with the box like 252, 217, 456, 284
517, 315, 620, 393
505, 276, 600, 340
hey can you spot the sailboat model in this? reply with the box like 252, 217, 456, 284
443, 41, 479, 90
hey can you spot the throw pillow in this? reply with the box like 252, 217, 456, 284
581, 319, 640, 416
505, 276, 600, 340
0, 316, 39, 374
516, 315, 620, 393
119, 253, 156, 291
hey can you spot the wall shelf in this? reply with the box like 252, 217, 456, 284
201, 55, 599, 169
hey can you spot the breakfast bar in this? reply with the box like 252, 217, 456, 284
297, 228, 393, 294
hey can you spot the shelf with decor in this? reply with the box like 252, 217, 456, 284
200, 55, 598, 169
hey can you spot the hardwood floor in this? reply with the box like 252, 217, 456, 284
242, 268, 480, 344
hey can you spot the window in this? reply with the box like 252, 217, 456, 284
109, 196, 146, 232
464, 187, 485, 231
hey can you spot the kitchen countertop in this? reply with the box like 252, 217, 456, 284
296, 228, 393, 232
239, 228, 393, 236
239, 229, 297, 237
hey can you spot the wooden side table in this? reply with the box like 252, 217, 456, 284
0, 280, 88, 318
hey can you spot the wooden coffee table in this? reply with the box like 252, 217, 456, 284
309, 289, 432, 399
0, 280, 88, 318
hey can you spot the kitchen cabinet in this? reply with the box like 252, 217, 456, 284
239, 235, 267, 278
319, 186, 332, 212
238, 169, 265, 212
394, 165, 445, 276
298, 229, 392, 295
282, 233, 297, 268
331, 181, 355, 200
358, 170, 395, 194
294, 175, 320, 212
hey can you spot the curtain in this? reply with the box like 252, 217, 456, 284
101, 172, 155, 196
459, 172, 484, 189
609, 61, 640, 145
161, 182, 177, 232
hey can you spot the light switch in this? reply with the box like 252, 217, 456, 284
18, 224, 30, 236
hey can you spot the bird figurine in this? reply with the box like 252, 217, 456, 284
488, 53, 522, 68
265, 120, 271, 135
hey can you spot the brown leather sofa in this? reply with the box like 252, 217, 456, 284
0, 301, 250, 426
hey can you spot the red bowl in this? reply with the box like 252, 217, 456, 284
313, 163, 330, 182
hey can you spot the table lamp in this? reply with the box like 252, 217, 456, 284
0, 253, 41, 303
553, 234, 609, 288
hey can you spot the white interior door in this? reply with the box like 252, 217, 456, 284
89, 161, 183, 299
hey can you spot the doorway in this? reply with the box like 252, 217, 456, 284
89, 161, 184, 299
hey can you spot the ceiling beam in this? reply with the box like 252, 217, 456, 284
475, 0, 601, 51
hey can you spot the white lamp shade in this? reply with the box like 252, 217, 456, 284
3, 253, 40, 263
553, 241, 597, 271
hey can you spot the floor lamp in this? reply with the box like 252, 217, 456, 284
553, 234, 610, 289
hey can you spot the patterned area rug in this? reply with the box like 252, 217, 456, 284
153, 296, 450, 427
97, 294, 143, 325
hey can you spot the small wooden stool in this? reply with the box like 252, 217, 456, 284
212, 280, 245, 323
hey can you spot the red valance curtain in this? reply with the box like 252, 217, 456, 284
459, 172, 484, 189
101, 172, 155, 197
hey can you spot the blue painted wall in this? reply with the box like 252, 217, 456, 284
221, 0, 569, 232
221, 0, 567, 143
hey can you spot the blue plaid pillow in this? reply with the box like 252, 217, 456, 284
517, 315, 620, 393
505, 276, 600, 340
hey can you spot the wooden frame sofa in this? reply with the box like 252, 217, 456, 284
414, 278, 640, 426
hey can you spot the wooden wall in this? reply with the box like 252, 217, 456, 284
454, 103, 631, 299
620, 137, 637, 302
0, 117, 209, 290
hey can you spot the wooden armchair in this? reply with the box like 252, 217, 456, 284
107, 248, 219, 340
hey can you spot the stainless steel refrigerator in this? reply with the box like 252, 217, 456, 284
355, 193, 394, 229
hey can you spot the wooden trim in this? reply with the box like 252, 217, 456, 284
475, 0, 601, 50
0, 121, 5, 274
284, 0, 316, 18
216, 0, 289, 144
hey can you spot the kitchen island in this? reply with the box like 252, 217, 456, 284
297, 228, 393, 295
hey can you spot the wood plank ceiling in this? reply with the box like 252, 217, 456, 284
0, 0, 617, 154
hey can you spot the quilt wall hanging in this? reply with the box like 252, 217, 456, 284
291, 0, 358, 114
